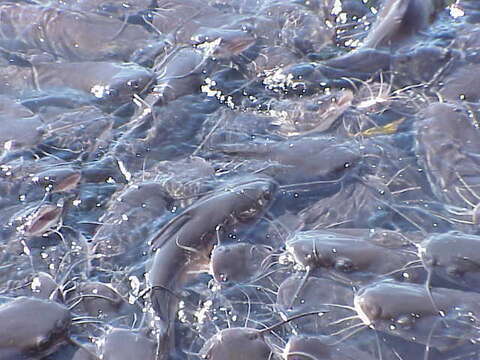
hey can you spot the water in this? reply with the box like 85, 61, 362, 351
1, 0, 480, 359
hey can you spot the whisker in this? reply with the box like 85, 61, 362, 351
381, 264, 425, 278
67, 294, 118, 306
428, 210, 474, 225
425, 271, 449, 329
288, 267, 311, 309
385, 166, 410, 187
262, 216, 288, 243
446, 207, 472, 216
328, 315, 362, 326
259, 253, 282, 271
392, 348, 405, 360
377, 199, 427, 235
193, 115, 225, 156
268, 342, 284, 359
175, 235, 199, 253
329, 321, 365, 337
391, 186, 422, 195
324, 219, 353, 229
319, 303, 357, 312
267, 350, 275, 360
240, 283, 278, 297
326, 270, 355, 286
424, 317, 441, 360
72, 316, 101, 321
329, 323, 367, 343
278, 176, 344, 189
226, 299, 274, 306
375, 330, 383, 360
68, 298, 83, 311
258, 311, 326, 336
267, 277, 280, 292
71, 320, 104, 326
261, 259, 281, 270
454, 185, 476, 209
238, 287, 252, 328
142, 14, 163, 36
403, 250, 421, 257
248, 266, 290, 285
222, 308, 231, 329
456, 171, 480, 201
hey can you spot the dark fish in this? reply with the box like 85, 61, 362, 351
190, 27, 256, 58
354, 281, 480, 351
440, 63, 480, 102
90, 181, 173, 269
0, 297, 71, 359
0, 3, 152, 61
199, 327, 273, 360
210, 242, 273, 285
68, 281, 126, 319
265, 90, 353, 136
284, 229, 422, 286
40, 106, 115, 161
28, 272, 59, 300
363, 0, 444, 48
99, 328, 157, 360
265, 49, 392, 93
0, 95, 44, 153
420, 231, 480, 291
393, 46, 457, 87
214, 135, 362, 185
148, 176, 277, 359
199, 311, 325, 360
33, 166, 82, 194
151, 47, 206, 105
415, 102, 480, 230
299, 135, 438, 231
33, 0, 152, 19
276, 275, 354, 335
0, 61, 153, 106
284, 334, 376, 360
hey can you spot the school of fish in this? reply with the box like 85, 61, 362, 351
1, 0, 480, 359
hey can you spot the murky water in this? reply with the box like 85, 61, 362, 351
1, 0, 480, 359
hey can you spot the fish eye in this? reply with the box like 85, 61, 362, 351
335, 258, 353, 272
